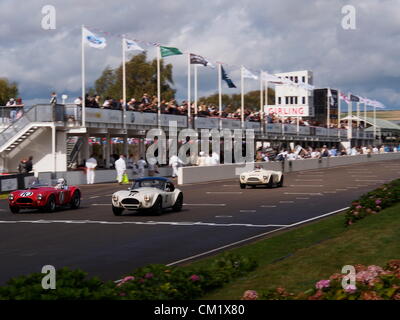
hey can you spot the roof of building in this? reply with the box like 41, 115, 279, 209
342, 115, 400, 131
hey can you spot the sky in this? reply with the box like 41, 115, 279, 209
0, 0, 399, 109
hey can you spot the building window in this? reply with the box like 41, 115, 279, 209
278, 97, 282, 105
302, 96, 306, 104
302, 76, 306, 83
294, 76, 298, 83
285, 97, 289, 104
294, 97, 298, 104
290, 97, 294, 104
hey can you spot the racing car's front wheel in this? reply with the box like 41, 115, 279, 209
70, 191, 81, 209
9, 206, 20, 214
152, 196, 163, 215
277, 176, 284, 188
45, 196, 56, 213
172, 193, 183, 212
112, 205, 124, 216
240, 183, 246, 189
266, 178, 274, 188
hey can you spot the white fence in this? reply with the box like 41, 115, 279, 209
177, 152, 400, 185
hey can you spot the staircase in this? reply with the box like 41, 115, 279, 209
67, 136, 83, 168
0, 105, 55, 153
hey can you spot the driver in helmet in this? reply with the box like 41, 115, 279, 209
254, 164, 262, 170
55, 178, 67, 189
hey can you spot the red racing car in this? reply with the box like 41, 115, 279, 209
8, 178, 81, 213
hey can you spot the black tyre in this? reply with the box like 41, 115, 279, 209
277, 175, 284, 188
152, 196, 163, 215
112, 205, 124, 216
172, 193, 183, 212
45, 195, 56, 213
70, 191, 81, 209
266, 178, 274, 188
9, 206, 20, 214
240, 183, 246, 189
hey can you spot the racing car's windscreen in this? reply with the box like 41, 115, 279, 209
28, 178, 67, 188
132, 179, 165, 190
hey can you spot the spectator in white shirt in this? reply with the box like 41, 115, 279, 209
85, 155, 97, 184
136, 157, 147, 177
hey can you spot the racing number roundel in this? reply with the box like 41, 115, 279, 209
20, 192, 33, 197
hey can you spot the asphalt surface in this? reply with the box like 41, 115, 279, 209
1, 160, 400, 284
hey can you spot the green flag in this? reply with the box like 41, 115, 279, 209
160, 46, 183, 58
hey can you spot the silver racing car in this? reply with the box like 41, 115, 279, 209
111, 177, 183, 216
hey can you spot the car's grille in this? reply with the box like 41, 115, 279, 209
121, 198, 140, 205
247, 178, 260, 182
17, 198, 33, 204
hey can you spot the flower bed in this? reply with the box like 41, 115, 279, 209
0, 253, 257, 300
345, 179, 400, 225
242, 260, 400, 300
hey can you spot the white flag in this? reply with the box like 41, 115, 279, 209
124, 38, 144, 52
82, 27, 106, 49
261, 71, 282, 84
242, 67, 258, 80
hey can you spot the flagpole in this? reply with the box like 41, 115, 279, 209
260, 71, 264, 135
122, 35, 127, 130
81, 25, 86, 127
241, 66, 244, 129
157, 46, 161, 128
187, 53, 191, 129
363, 101, 367, 130
373, 106, 377, 141
356, 101, 360, 138
327, 88, 330, 137
347, 93, 352, 141
194, 64, 198, 116
218, 63, 222, 131
338, 90, 341, 138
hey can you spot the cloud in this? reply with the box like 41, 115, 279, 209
0, 0, 399, 109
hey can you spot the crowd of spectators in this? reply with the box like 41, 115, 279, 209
254, 144, 400, 162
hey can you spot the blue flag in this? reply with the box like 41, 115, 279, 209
221, 66, 236, 88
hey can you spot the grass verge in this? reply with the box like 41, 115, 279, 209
185, 203, 400, 299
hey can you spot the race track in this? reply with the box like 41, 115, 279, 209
1, 160, 399, 284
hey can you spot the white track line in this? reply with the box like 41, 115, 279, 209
295, 179, 323, 182
279, 201, 294, 203
167, 207, 349, 266
260, 205, 277, 208
183, 203, 226, 207
290, 185, 324, 187
91, 204, 110, 206
206, 192, 242, 194
296, 197, 310, 200
0, 219, 285, 228
240, 210, 256, 213
284, 192, 323, 196
215, 215, 233, 218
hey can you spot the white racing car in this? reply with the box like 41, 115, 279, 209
239, 165, 284, 189
111, 177, 183, 216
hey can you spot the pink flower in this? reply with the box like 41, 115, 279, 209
144, 272, 154, 279
241, 290, 258, 300
375, 199, 382, 205
344, 284, 357, 293
315, 279, 330, 290
356, 205, 362, 209
117, 276, 135, 287
190, 274, 200, 282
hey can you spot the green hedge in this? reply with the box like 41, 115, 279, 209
345, 179, 400, 225
0, 253, 257, 300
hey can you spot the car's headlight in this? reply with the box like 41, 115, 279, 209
8, 194, 14, 200
37, 194, 43, 200
112, 194, 118, 201
263, 176, 268, 180
144, 195, 151, 202
241, 175, 245, 180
